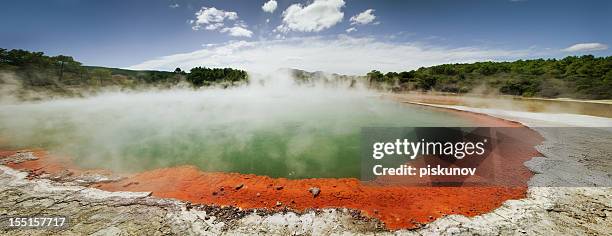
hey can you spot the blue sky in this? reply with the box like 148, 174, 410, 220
1, 0, 611, 74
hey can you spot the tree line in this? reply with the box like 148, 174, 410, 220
187, 67, 248, 87
0, 48, 248, 99
367, 55, 612, 99
2, 48, 611, 100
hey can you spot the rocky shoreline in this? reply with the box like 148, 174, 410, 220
0, 162, 385, 235
1, 102, 611, 235
393, 102, 611, 235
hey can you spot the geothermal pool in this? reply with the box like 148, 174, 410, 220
0, 86, 476, 179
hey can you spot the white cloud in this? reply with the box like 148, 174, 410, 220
191, 7, 238, 30
169, 3, 179, 8
350, 9, 376, 25
129, 36, 533, 75
345, 27, 356, 33
561, 43, 608, 52
204, 23, 224, 30
191, 7, 253, 38
277, 0, 345, 33
220, 26, 253, 38
262, 0, 278, 13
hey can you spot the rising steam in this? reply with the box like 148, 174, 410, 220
0, 71, 474, 178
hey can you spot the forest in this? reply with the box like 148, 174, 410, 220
0, 48, 247, 100
2, 48, 611, 100
367, 55, 612, 99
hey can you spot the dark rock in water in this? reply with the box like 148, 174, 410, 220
309, 187, 320, 197
212, 191, 218, 196
275, 186, 284, 190
219, 187, 224, 191
235, 183, 244, 190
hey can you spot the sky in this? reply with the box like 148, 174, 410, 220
1, 0, 611, 74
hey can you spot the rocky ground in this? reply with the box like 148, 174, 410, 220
0, 164, 384, 235
394, 103, 612, 235
1, 103, 611, 235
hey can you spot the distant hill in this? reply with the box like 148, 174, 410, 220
283, 68, 365, 88
0, 48, 247, 101
366, 55, 612, 99
2, 48, 611, 100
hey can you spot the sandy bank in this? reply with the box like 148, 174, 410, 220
389, 93, 612, 118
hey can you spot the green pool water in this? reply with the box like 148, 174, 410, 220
0, 88, 476, 178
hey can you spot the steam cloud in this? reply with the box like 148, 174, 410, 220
0, 71, 474, 178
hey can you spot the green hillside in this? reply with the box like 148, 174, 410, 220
0, 48, 247, 100
367, 55, 612, 99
